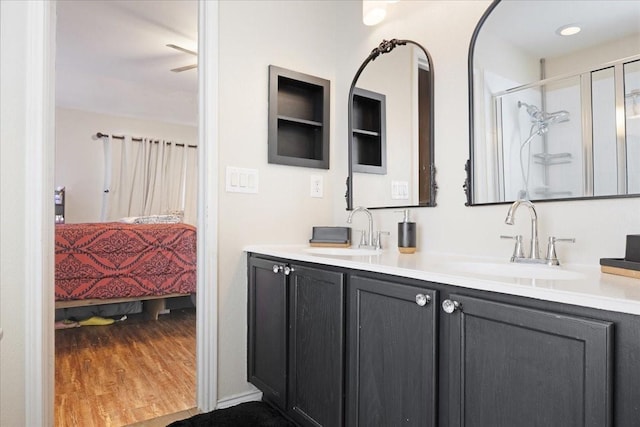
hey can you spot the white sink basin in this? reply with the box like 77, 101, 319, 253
304, 247, 381, 256
445, 261, 585, 281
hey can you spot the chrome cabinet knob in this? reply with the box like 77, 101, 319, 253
442, 299, 461, 314
415, 294, 431, 306
272, 265, 283, 274
283, 266, 295, 276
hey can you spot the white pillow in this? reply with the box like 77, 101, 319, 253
133, 214, 182, 224
118, 215, 182, 224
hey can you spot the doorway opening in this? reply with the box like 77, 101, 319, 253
53, 1, 199, 424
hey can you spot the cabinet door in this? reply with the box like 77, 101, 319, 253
288, 264, 345, 427
348, 276, 438, 427
446, 294, 613, 427
247, 257, 288, 410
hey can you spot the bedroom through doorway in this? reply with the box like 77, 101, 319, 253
53, 1, 199, 425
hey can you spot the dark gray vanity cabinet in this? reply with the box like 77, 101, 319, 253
288, 264, 345, 427
248, 255, 345, 426
347, 276, 437, 427
247, 257, 288, 410
445, 294, 613, 427
248, 254, 640, 426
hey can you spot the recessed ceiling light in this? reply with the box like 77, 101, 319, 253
557, 24, 581, 37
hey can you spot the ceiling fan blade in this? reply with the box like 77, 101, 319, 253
166, 43, 197, 56
171, 64, 198, 73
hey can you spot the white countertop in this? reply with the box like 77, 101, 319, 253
245, 244, 640, 316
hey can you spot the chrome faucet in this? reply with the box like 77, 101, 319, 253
504, 199, 541, 261
347, 206, 374, 248
503, 199, 575, 265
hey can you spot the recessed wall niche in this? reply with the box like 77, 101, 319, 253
352, 87, 386, 174
268, 65, 330, 169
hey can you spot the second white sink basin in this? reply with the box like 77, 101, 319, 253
304, 247, 381, 256
445, 261, 585, 281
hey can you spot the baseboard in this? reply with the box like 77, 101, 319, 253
216, 389, 263, 409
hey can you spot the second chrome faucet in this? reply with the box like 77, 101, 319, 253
502, 199, 574, 265
504, 199, 540, 260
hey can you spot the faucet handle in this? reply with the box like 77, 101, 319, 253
357, 229, 368, 247
374, 231, 390, 249
501, 234, 524, 260
545, 236, 575, 266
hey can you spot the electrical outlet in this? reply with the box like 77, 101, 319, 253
310, 175, 323, 198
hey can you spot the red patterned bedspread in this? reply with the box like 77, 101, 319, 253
55, 222, 196, 301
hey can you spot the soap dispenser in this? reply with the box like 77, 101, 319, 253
397, 209, 416, 254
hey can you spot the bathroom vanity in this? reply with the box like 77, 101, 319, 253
246, 245, 640, 427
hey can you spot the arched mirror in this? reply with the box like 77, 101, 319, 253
347, 39, 436, 210
467, 0, 640, 205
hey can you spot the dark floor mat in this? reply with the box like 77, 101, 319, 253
167, 401, 296, 427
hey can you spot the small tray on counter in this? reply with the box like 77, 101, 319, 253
600, 258, 640, 279
308, 241, 351, 248
309, 226, 351, 248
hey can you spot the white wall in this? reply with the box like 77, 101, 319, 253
216, 0, 339, 398
55, 108, 197, 224
546, 33, 640, 78
0, 3, 29, 424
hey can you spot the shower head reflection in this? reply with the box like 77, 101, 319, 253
518, 101, 569, 130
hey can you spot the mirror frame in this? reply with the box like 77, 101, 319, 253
347, 38, 437, 210
466, 0, 640, 206
465, 1, 500, 207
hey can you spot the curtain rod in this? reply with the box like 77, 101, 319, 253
95, 132, 197, 149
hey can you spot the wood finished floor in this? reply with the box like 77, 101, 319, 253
55, 308, 196, 427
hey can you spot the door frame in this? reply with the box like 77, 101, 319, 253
25, 0, 219, 423
196, 0, 220, 413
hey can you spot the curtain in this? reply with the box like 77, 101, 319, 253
103, 136, 197, 225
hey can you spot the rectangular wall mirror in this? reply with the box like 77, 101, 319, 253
467, 0, 640, 205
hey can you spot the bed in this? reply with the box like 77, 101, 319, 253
55, 222, 196, 319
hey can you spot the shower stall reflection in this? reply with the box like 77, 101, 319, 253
484, 58, 640, 203
494, 75, 579, 202
515, 100, 570, 199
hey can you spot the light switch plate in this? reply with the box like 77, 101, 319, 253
391, 180, 409, 200
226, 166, 259, 193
